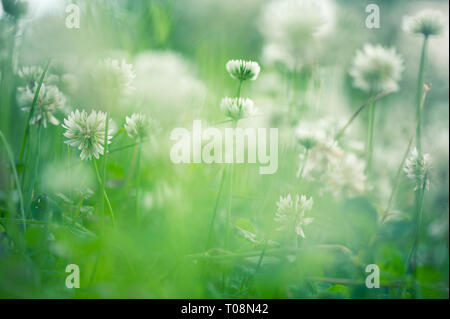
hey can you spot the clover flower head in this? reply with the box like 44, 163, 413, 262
226, 59, 260, 81
18, 66, 44, 88
62, 110, 114, 160
403, 9, 447, 37
124, 113, 148, 140
220, 97, 257, 121
260, 0, 334, 43
95, 58, 136, 93
404, 148, 432, 191
349, 44, 404, 93
275, 194, 314, 238
19, 83, 67, 128
295, 124, 327, 150
327, 152, 366, 197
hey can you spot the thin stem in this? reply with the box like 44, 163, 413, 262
335, 90, 392, 141
92, 160, 116, 226
296, 149, 309, 179
108, 140, 147, 154
100, 114, 110, 217
67, 144, 72, 199
135, 141, 142, 221
205, 167, 227, 250
0, 130, 26, 231
383, 136, 414, 221
236, 80, 243, 98
225, 161, 234, 250
188, 244, 356, 262
19, 59, 51, 165
416, 36, 428, 155
365, 99, 376, 174
404, 175, 427, 272
30, 124, 42, 201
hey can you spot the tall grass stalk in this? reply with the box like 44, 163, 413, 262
18, 59, 51, 168
365, 98, 376, 174
404, 174, 427, 273
135, 141, 142, 221
296, 149, 309, 180
205, 167, 226, 250
415, 36, 429, 155
383, 136, 414, 221
335, 90, 392, 141
225, 161, 234, 250
93, 160, 116, 226
0, 130, 26, 231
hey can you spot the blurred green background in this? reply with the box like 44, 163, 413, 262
0, 0, 448, 298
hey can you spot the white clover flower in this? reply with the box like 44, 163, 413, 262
275, 194, 314, 238
18, 65, 59, 89
327, 153, 366, 197
19, 83, 67, 128
403, 10, 447, 37
18, 66, 43, 88
124, 113, 148, 140
62, 110, 114, 160
260, 0, 334, 43
261, 43, 297, 71
295, 123, 329, 150
220, 97, 257, 121
259, 0, 334, 69
95, 58, 136, 93
404, 147, 432, 191
226, 60, 260, 81
349, 44, 404, 93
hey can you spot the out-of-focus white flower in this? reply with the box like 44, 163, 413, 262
275, 194, 314, 238
327, 153, 366, 197
18, 65, 59, 89
226, 59, 260, 81
133, 51, 206, 120
260, 0, 334, 43
403, 9, 447, 37
19, 83, 67, 127
94, 58, 135, 93
220, 97, 257, 120
261, 43, 297, 71
404, 147, 432, 191
349, 44, 404, 93
295, 120, 343, 177
259, 0, 334, 69
18, 66, 43, 87
124, 113, 148, 140
62, 110, 114, 160
295, 122, 330, 150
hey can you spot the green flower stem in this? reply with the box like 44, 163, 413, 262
0, 130, 26, 231
135, 141, 142, 221
18, 59, 51, 166
188, 244, 356, 263
225, 160, 234, 250
205, 167, 227, 250
405, 175, 427, 273
108, 140, 147, 154
335, 90, 392, 141
236, 79, 243, 99
365, 98, 376, 174
416, 36, 429, 155
100, 114, 109, 218
30, 124, 42, 202
297, 149, 310, 180
93, 160, 116, 226
383, 136, 414, 221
